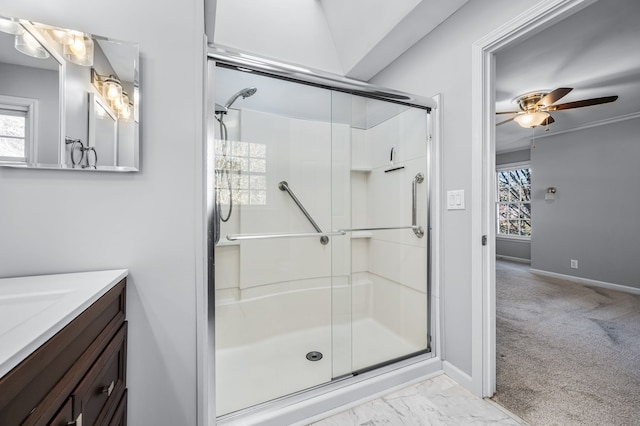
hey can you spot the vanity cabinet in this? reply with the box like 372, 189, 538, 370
0, 278, 127, 426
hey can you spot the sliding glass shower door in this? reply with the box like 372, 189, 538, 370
211, 63, 430, 417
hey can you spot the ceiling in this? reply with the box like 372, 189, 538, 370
495, 0, 640, 152
319, 0, 469, 80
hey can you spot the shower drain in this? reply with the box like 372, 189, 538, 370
306, 351, 323, 362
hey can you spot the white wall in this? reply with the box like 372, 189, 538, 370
0, 1, 204, 425
370, 0, 538, 377
213, 0, 343, 74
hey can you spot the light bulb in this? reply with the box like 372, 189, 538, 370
62, 31, 94, 66
119, 103, 132, 120
103, 78, 122, 102
69, 34, 86, 55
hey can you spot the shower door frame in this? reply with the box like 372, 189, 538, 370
206, 46, 439, 424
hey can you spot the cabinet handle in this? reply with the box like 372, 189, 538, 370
67, 413, 82, 426
101, 380, 115, 396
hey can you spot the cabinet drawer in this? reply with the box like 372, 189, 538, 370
0, 279, 126, 426
108, 391, 127, 426
73, 323, 127, 426
47, 398, 73, 426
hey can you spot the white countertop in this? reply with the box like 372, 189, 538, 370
0, 269, 128, 378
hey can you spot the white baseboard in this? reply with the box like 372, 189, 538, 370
496, 255, 530, 264
442, 361, 473, 391
529, 268, 640, 295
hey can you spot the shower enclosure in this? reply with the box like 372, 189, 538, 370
208, 56, 433, 418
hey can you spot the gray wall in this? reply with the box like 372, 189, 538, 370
0, 1, 204, 425
496, 148, 531, 261
496, 238, 531, 261
531, 117, 640, 289
497, 149, 530, 165
0, 62, 60, 163
370, 0, 536, 377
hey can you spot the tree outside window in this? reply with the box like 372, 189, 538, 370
497, 166, 531, 237
0, 110, 27, 162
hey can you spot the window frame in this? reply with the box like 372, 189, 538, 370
0, 95, 38, 164
496, 161, 531, 240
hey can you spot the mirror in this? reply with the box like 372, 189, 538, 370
0, 15, 139, 171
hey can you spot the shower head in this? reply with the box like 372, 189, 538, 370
223, 87, 257, 109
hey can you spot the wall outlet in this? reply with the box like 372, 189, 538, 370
570, 259, 578, 269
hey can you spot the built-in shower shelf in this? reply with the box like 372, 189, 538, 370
351, 231, 373, 239
350, 167, 372, 173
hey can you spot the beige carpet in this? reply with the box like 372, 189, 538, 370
491, 260, 640, 426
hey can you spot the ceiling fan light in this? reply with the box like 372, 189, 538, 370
514, 111, 550, 128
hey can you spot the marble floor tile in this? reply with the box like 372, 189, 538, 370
310, 374, 526, 426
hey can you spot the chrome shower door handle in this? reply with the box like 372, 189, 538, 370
413, 173, 425, 238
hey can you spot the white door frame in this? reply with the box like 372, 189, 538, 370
471, 0, 599, 397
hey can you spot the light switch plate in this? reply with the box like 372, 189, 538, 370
447, 190, 465, 210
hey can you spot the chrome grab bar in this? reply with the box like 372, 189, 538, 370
412, 173, 425, 238
227, 230, 346, 242
278, 181, 329, 245
224, 173, 425, 243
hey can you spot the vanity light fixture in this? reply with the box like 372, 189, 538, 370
62, 31, 94, 66
34, 23, 94, 66
103, 77, 123, 102
14, 31, 50, 59
116, 92, 132, 120
514, 110, 551, 128
91, 69, 133, 121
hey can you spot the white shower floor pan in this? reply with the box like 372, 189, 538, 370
216, 317, 423, 416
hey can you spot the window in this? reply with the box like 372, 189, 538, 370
215, 140, 267, 206
0, 107, 28, 162
0, 95, 37, 164
497, 165, 531, 237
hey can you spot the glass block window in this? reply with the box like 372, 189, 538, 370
215, 140, 267, 206
497, 166, 531, 237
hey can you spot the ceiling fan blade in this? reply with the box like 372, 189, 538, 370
496, 110, 521, 115
535, 87, 572, 107
549, 95, 618, 111
496, 116, 516, 126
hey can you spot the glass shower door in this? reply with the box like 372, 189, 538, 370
211, 63, 430, 417
213, 66, 337, 416
346, 96, 430, 371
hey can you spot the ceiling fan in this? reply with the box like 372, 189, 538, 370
496, 87, 618, 128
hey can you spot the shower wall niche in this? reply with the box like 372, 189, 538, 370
211, 64, 430, 417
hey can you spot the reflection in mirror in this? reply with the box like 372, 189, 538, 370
89, 93, 116, 167
0, 15, 139, 171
